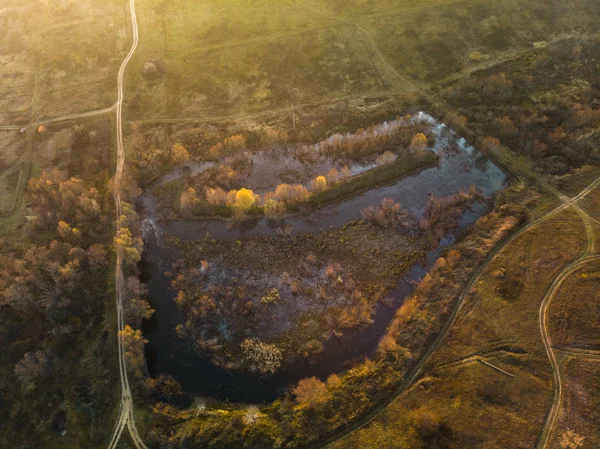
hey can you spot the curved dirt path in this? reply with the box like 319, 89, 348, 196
536, 238, 600, 449
0, 103, 118, 131
108, 0, 145, 448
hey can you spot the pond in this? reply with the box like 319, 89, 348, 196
140, 112, 507, 403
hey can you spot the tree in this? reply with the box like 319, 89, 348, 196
224, 134, 246, 149
114, 227, 142, 265
271, 184, 310, 204
326, 373, 342, 389
57, 220, 81, 242
171, 143, 190, 164
87, 244, 107, 268
205, 187, 227, 205
243, 405, 262, 426
311, 176, 327, 192
263, 199, 286, 216
180, 187, 198, 212
126, 297, 154, 327
481, 136, 500, 152
146, 374, 183, 404
410, 407, 442, 438
293, 376, 328, 408
14, 350, 50, 393
409, 133, 428, 152
375, 151, 397, 165
119, 325, 147, 377
493, 116, 517, 138
339, 166, 353, 180
325, 168, 339, 184
234, 188, 257, 212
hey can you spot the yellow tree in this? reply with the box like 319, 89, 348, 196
234, 188, 257, 212
312, 176, 327, 192
119, 325, 148, 378
409, 133, 428, 152
171, 143, 190, 164
114, 227, 142, 265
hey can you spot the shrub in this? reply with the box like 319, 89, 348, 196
240, 339, 282, 375
263, 199, 286, 216
293, 377, 329, 408
361, 198, 416, 229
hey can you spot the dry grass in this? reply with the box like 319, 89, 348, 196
548, 259, 600, 350
548, 356, 600, 449
580, 185, 600, 223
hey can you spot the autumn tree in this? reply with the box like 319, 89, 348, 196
234, 188, 258, 215
270, 184, 311, 204
180, 187, 198, 212
325, 168, 339, 184
481, 136, 500, 152
205, 186, 228, 205
126, 297, 154, 327
263, 199, 286, 217
409, 133, 428, 153
119, 325, 147, 378
171, 143, 190, 164
339, 166, 353, 180
87, 244, 108, 268
146, 374, 184, 404
375, 151, 397, 165
311, 175, 327, 192
14, 350, 50, 393
293, 376, 329, 408
57, 220, 81, 242
114, 227, 142, 265
493, 115, 518, 139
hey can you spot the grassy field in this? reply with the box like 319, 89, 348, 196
363, 0, 600, 83
548, 259, 600, 350
124, 0, 600, 121
0, 0, 127, 125
548, 356, 600, 449
580, 185, 600, 223
331, 208, 588, 449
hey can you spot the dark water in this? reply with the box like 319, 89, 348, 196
140, 113, 508, 403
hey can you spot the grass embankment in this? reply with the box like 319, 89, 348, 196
187, 149, 437, 219
332, 207, 588, 449
303, 150, 437, 209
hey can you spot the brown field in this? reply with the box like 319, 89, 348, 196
548, 259, 600, 350
548, 356, 600, 449
332, 208, 588, 449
